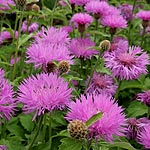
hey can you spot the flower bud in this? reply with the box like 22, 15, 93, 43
67, 120, 88, 139
99, 40, 111, 51
58, 61, 70, 74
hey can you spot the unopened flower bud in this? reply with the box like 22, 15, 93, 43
99, 40, 111, 51
142, 20, 149, 29
32, 4, 40, 12
45, 62, 56, 73
78, 24, 85, 33
17, 0, 26, 7
58, 61, 70, 74
67, 120, 88, 139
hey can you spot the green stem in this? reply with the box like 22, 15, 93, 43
140, 27, 146, 47
12, 12, 23, 80
94, 19, 98, 42
42, 113, 47, 142
13, 12, 19, 43
50, 0, 58, 26
49, 112, 52, 150
132, 0, 137, 15
1, 119, 6, 139
27, 115, 43, 150
147, 106, 150, 119
86, 52, 103, 90
115, 80, 122, 100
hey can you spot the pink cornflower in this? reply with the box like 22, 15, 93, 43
137, 90, 150, 106
138, 124, 150, 149
17, 73, 72, 120
84, 1, 110, 19
0, 68, 16, 121
104, 46, 149, 80
69, 38, 98, 59
0, 0, 15, 10
86, 72, 117, 96
126, 117, 150, 140
110, 37, 129, 52
71, 13, 93, 32
61, 26, 73, 33
21, 21, 39, 33
101, 15, 127, 29
118, 4, 133, 21
69, 0, 90, 6
34, 26, 70, 46
136, 10, 150, 21
0, 30, 18, 45
66, 94, 126, 142
26, 42, 73, 68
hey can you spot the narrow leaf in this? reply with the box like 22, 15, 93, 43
86, 112, 103, 127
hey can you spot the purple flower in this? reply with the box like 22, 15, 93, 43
138, 124, 150, 149
110, 37, 129, 52
66, 94, 126, 142
34, 26, 70, 46
18, 73, 72, 120
136, 10, 150, 21
0, 145, 7, 150
61, 26, 73, 33
0, 68, 16, 121
86, 72, 117, 96
71, 13, 93, 28
26, 26, 73, 69
106, 6, 121, 16
104, 46, 149, 80
118, 4, 133, 21
137, 90, 150, 106
21, 21, 39, 33
0, 0, 15, 10
69, 38, 98, 59
26, 42, 73, 68
101, 15, 127, 29
126, 117, 150, 140
0, 30, 18, 45
69, 0, 90, 6
84, 1, 110, 18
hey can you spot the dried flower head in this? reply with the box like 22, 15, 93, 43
58, 60, 70, 74
68, 119, 88, 139
99, 40, 111, 51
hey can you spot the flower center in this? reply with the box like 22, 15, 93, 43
93, 78, 107, 89
117, 53, 135, 66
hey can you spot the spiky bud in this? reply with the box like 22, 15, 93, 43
17, 0, 26, 7
99, 40, 111, 51
67, 120, 88, 139
58, 61, 70, 74
32, 4, 40, 12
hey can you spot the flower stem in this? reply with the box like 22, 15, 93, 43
140, 27, 146, 48
86, 52, 103, 90
50, 0, 58, 26
12, 12, 23, 80
147, 106, 150, 119
1, 119, 6, 139
115, 80, 122, 100
49, 112, 52, 150
94, 19, 98, 42
27, 115, 43, 150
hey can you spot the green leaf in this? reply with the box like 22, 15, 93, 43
6, 124, 24, 137
126, 101, 147, 117
18, 33, 35, 47
59, 138, 83, 150
19, 114, 34, 132
86, 112, 103, 127
109, 142, 136, 150
120, 80, 144, 91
